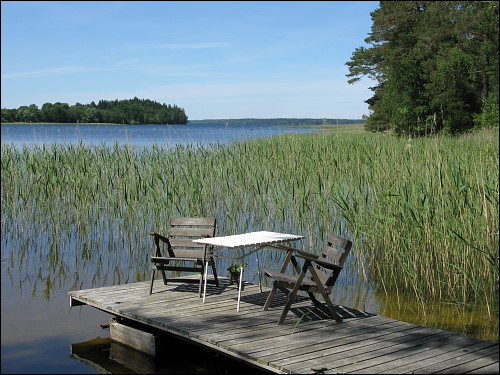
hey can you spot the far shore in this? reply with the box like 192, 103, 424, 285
1, 122, 182, 126
2, 122, 365, 129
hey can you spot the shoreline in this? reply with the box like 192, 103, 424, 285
1, 122, 184, 126
2, 122, 365, 129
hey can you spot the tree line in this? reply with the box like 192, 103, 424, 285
1, 97, 188, 125
346, 1, 498, 135
189, 118, 364, 126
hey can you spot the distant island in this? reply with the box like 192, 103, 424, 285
1, 97, 188, 125
1, 98, 365, 126
188, 118, 365, 126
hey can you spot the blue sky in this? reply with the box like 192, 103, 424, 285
1, 1, 379, 120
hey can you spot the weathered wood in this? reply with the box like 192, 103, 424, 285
108, 340, 157, 373
70, 336, 158, 374
69, 279, 499, 374
170, 217, 216, 226
70, 296, 86, 307
263, 233, 352, 324
150, 217, 218, 296
110, 320, 156, 357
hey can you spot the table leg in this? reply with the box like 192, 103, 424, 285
237, 264, 244, 312
202, 261, 209, 303
256, 250, 263, 293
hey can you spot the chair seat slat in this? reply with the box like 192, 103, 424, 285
169, 238, 207, 248
170, 217, 216, 226
264, 269, 316, 287
169, 227, 214, 237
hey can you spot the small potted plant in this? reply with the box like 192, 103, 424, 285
227, 263, 247, 284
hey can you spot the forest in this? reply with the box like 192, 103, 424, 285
346, 1, 498, 135
189, 118, 364, 126
1, 97, 188, 125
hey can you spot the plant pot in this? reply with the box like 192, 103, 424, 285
229, 273, 240, 284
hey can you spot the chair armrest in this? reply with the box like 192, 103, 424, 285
295, 252, 342, 271
149, 232, 169, 243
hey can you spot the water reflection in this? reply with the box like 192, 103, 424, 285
376, 291, 499, 342
70, 337, 214, 374
70, 331, 271, 374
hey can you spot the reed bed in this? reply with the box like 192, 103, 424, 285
1, 127, 498, 318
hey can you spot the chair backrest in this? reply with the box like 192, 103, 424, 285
167, 217, 216, 259
313, 234, 352, 290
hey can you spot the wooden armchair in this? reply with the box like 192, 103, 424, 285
149, 217, 219, 297
263, 234, 352, 324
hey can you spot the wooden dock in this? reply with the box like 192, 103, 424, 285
69, 278, 499, 374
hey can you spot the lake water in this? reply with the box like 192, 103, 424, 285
1, 123, 498, 374
0, 122, 322, 148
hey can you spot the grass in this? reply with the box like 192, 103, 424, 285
1, 126, 498, 320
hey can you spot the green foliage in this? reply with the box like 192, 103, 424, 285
347, 1, 499, 135
474, 89, 499, 128
227, 263, 247, 274
1, 97, 188, 124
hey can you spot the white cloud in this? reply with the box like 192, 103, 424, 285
1, 66, 108, 79
158, 42, 231, 49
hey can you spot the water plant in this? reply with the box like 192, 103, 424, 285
1, 126, 498, 340
227, 263, 247, 284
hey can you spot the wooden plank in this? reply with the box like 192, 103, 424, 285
110, 320, 156, 357
294, 333, 490, 374
252, 321, 428, 365
277, 327, 450, 373
333, 333, 483, 374
465, 362, 500, 374
415, 344, 498, 374
109, 340, 157, 373
230, 316, 393, 356
362, 337, 488, 373
434, 348, 498, 374
220, 316, 396, 352
378, 340, 498, 374
170, 217, 215, 226
68, 280, 499, 375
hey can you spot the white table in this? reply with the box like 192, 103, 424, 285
193, 231, 304, 310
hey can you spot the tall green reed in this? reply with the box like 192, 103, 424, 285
1, 127, 498, 314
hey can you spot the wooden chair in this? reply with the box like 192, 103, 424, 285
149, 217, 219, 297
263, 234, 352, 324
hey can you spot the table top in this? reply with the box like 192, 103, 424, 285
192, 231, 304, 249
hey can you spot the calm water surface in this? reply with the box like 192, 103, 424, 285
1, 123, 498, 374
0, 122, 321, 148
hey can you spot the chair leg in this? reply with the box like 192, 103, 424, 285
278, 266, 308, 324
278, 284, 301, 324
160, 269, 168, 285
318, 289, 343, 323
198, 267, 204, 298
149, 269, 156, 295
324, 299, 343, 323
306, 263, 343, 323
210, 259, 219, 287
308, 292, 322, 309
263, 282, 278, 311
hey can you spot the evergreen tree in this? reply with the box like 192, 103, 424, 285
346, 1, 499, 135
1, 98, 188, 125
